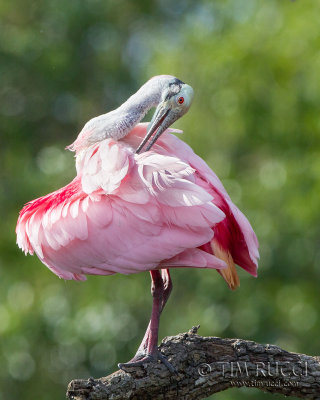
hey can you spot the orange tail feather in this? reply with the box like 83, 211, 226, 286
211, 239, 240, 290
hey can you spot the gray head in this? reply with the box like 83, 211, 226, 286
136, 77, 194, 153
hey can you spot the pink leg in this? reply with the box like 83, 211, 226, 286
125, 270, 172, 357
118, 269, 174, 371
161, 269, 172, 312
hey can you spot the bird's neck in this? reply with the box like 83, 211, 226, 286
70, 75, 173, 153
115, 76, 169, 137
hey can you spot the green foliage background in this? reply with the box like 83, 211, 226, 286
1, 1, 319, 399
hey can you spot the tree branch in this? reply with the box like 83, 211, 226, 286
67, 326, 320, 400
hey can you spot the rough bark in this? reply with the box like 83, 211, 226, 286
67, 326, 320, 400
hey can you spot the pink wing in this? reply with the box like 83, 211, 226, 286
16, 136, 227, 280
124, 124, 259, 280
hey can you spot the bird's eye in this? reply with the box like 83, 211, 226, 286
177, 96, 184, 105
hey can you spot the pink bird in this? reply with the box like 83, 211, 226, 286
16, 75, 259, 371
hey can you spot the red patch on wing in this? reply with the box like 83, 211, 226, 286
19, 176, 85, 219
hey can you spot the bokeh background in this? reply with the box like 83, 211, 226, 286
1, 0, 319, 399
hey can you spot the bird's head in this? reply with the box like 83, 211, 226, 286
136, 78, 194, 153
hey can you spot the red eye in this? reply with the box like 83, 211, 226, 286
177, 96, 184, 104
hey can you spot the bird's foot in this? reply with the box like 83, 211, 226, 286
118, 350, 176, 373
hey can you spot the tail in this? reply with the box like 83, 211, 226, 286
206, 193, 258, 290
211, 239, 240, 290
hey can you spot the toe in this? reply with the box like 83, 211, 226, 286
157, 351, 177, 374
118, 354, 154, 370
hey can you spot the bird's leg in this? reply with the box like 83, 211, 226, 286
123, 269, 172, 356
160, 269, 172, 312
155, 269, 175, 370
118, 269, 174, 371
118, 270, 163, 367
130, 269, 172, 354
140, 270, 172, 355
132, 270, 163, 356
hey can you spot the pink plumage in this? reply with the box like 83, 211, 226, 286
16, 123, 258, 284
16, 76, 259, 370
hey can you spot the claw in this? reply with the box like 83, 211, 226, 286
118, 350, 176, 373
118, 354, 155, 369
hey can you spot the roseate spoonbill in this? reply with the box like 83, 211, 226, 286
16, 75, 259, 371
